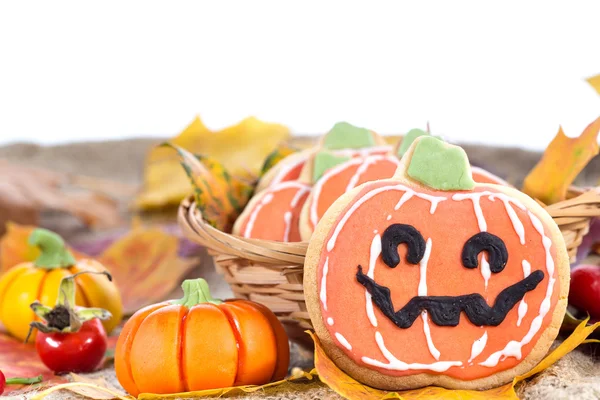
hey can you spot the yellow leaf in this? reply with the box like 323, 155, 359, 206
523, 117, 600, 204
587, 74, 600, 95
31, 370, 320, 400
310, 316, 600, 400
513, 317, 600, 382
260, 144, 299, 177
134, 116, 289, 210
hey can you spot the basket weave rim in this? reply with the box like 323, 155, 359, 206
178, 187, 600, 264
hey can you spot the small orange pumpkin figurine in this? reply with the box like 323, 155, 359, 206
115, 278, 290, 396
0, 228, 123, 342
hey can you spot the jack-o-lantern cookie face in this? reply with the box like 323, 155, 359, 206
304, 137, 569, 390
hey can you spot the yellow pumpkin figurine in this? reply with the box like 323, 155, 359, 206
0, 228, 123, 341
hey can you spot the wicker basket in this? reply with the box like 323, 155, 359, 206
178, 187, 600, 343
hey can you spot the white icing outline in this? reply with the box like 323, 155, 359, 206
283, 212, 293, 242
243, 181, 310, 238
481, 254, 491, 290
311, 155, 400, 228
362, 332, 462, 372
517, 260, 531, 327
365, 234, 382, 328
269, 155, 308, 187
470, 166, 510, 186
478, 212, 555, 367
468, 331, 488, 363
320, 257, 329, 311
335, 332, 353, 350
327, 184, 447, 252
332, 145, 393, 158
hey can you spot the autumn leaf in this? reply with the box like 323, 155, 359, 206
523, 117, 600, 205
32, 366, 320, 400
0, 160, 122, 235
0, 326, 120, 396
260, 144, 299, 177
0, 330, 66, 395
160, 144, 254, 232
310, 316, 600, 400
0, 222, 195, 315
97, 225, 196, 314
587, 74, 600, 96
134, 116, 290, 210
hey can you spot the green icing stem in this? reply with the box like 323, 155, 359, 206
406, 136, 475, 191
312, 151, 351, 183
397, 128, 430, 157
28, 229, 76, 269
322, 122, 374, 150
172, 278, 223, 307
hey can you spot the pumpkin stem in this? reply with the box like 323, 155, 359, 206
404, 136, 476, 191
26, 271, 112, 343
28, 229, 76, 269
172, 278, 222, 307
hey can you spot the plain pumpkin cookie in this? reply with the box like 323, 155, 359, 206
304, 136, 569, 390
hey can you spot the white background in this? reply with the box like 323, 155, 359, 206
1, 1, 599, 150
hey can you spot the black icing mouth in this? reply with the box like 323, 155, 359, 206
356, 266, 544, 328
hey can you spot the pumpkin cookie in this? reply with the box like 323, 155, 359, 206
256, 148, 315, 192
471, 166, 511, 186
232, 181, 311, 242
304, 136, 569, 390
299, 153, 401, 240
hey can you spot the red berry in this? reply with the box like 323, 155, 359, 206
569, 264, 600, 320
35, 319, 107, 374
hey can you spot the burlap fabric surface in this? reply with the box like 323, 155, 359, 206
1, 138, 599, 400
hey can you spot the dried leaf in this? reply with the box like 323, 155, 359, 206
561, 307, 587, 331
59, 374, 130, 400
310, 316, 600, 400
0, 328, 120, 396
30, 369, 318, 400
0, 329, 67, 395
587, 74, 600, 96
134, 116, 289, 210
260, 144, 299, 177
523, 118, 600, 204
0, 160, 122, 233
30, 382, 132, 400
97, 225, 196, 314
162, 144, 253, 232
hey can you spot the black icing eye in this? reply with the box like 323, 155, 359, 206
381, 224, 426, 268
462, 232, 508, 273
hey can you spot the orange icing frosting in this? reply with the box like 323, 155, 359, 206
271, 159, 307, 187
308, 155, 400, 231
239, 182, 310, 242
471, 167, 509, 186
316, 180, 559, 380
